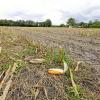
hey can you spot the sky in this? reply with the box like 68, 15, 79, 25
0, 0, 100, 25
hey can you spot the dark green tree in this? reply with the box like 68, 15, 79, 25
89, 20, 100, 28
25, 20, 35, 27
44, 19, 52, 27
67, 18, 76, 27
59, 24, 65, 27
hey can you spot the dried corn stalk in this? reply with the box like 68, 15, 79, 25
0, 75, 13, 100
0, 65, 12, 90
63, 60, 68, 73
29, 58, 45, 64
0, 47, 2, 53
74, 61, 84, 72
69, 68, 79, 96
0, 71, 5, 83
0, 63, 17, 100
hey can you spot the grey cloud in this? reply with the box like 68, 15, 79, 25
59, 10, 89, 23
83, 5, 100, 14
4, 5, 100, 24
59, 5, 100, 23
7, 11, 45, 21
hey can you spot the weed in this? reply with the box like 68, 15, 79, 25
51, 48, 72, 66
14, 61, 26, 74
17, 46, 35, 58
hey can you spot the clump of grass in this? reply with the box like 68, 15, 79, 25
0, 63, 10, 73
14, 60, 26, 74
45, 46, 72, 67
16, 46, 35, 59
64, 68, 84, 100
67, 85, 84, 100
0, 52, 15, 73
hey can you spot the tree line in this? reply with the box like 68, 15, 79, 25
0, 18, 100, 28
65, 18, 100, 28
0, 19, 52, 27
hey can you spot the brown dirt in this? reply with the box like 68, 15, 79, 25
0, 27, 100, 100
18, 28, 100, 71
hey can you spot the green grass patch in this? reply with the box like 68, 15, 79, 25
16, 46, 35, 58
45, 47, 72, 67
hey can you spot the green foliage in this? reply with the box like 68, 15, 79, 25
0, 63, 10, 72
44, 19, 52, 27
89, 21, 100, 28
17, 46, 35, 58
78, 22, 88, 28
1, 18, 100, 28
0, 19, 52, 27
60, 24, 66, 27
67, 18, 76, 27
78, 20, 100, 28
37, 19, 52, 27
14, 61, 26, 74
45, 47, 72, 66
53, 49, 61, 64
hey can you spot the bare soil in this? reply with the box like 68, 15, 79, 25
18, 27, 100, 71
0, 27, 100, 100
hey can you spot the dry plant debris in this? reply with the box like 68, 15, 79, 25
29, 58, 45, 64
0, 75, 13, 100
0, 47, 2, 53
24, 56, 45, 64
1, 27, 100, 99
0, 63, 17, 100
69, 68, 79, 96
74, 61, 84, 72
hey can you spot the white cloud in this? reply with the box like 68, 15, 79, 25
0, 0, 100, 24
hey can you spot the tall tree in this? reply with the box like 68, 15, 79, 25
44, 19, 52, 27
67, 18, 76, 27
79, 22, 88, 28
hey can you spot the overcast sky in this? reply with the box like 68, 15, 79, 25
0, 0, 100, 25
